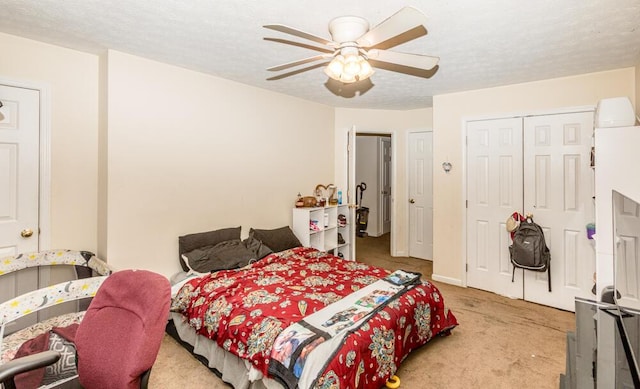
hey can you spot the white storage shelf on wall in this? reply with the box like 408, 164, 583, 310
292, 205, 352, 260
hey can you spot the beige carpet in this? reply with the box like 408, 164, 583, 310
150, 234, 575, 388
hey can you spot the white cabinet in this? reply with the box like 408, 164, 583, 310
292, 205, 352, 260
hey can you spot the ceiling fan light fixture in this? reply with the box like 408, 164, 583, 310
324, 53, 374, 84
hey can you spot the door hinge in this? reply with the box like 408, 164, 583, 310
466, 200, 468, 208
466, 263, 468, 272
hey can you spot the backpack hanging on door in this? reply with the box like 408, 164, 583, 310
508, 216, 551, 292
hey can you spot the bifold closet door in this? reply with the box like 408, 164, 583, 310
466, 117, 524, 299
522, 112, 595, 311
467, 111, 594, 311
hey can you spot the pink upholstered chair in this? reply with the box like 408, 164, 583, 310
0, 269, 171, 389
75, 269, 171, 388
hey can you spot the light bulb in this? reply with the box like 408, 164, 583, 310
357, 58, 374, 80
340, 72, 356, 83
343, 55, 361, 76
324, 55, 345, 80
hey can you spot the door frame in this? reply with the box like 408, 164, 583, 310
0, 77, 52, 250
461, 105, 595, 288
351, 128, 398, 256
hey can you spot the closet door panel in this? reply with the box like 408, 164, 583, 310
523, 112, 595, 311
466, 118, 523, 299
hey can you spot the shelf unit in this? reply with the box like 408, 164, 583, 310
292, 204, 352, 260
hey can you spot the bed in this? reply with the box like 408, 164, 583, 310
168, 227, 458, 389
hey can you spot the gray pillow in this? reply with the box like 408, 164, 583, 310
178, 227, 241, 271
249, 226, 301, 253
243, 236, 273, 260
183, 239, 254, 273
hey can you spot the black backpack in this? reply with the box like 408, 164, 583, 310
509, 217, 551, 292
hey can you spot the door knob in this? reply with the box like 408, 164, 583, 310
409, 199, 415, 204
21, 228, 34, 238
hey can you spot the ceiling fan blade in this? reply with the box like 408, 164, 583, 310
264, 38, 334, 54
367, 49, 439, 70
264, 24, 335, 47
357, 7, 428, 48
267, 54, 334, 72
266, 62, 329, 81
370, 25, 427, 50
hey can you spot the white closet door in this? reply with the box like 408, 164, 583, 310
522, 112, 595, 311
466, 118, 524, 298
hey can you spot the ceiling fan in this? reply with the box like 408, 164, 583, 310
264, 7, 439, 84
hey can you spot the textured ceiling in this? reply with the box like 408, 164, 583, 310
1, 0, 639, 109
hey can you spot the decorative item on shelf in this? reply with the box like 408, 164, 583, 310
338, 214, 347, 227
295, 193, 304, 208
302, 196, 317, 207
327, 184, 338, 205
309, 219, 320, 231
315, 184, 337, 206
338, 233, 345, 245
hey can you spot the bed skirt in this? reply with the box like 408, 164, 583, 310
167, 312, 285, 389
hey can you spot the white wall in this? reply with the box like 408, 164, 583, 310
104, 51, 335, 276
334, 108, 432, 256
433, 67, 636, 286
0, 33, 99, 252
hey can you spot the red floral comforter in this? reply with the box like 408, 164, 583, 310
171, 247, 458, 388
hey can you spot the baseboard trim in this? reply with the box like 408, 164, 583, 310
431, 274, 463, 287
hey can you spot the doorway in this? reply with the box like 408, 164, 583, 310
0, 83, 41, 257
0, 80, 52, 332
355, 133, 392, 255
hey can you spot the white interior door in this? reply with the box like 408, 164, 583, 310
0, 84, 41, 333
379, 137, 391, 235
408, 131, 433, 260
466, 118, 524, 298
0, 84, 40, 257
522, 112, 595, 311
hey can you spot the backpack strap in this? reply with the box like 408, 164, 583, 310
547, 259, 552, 292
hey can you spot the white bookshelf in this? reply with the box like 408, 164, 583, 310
292, 204, 352, 260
